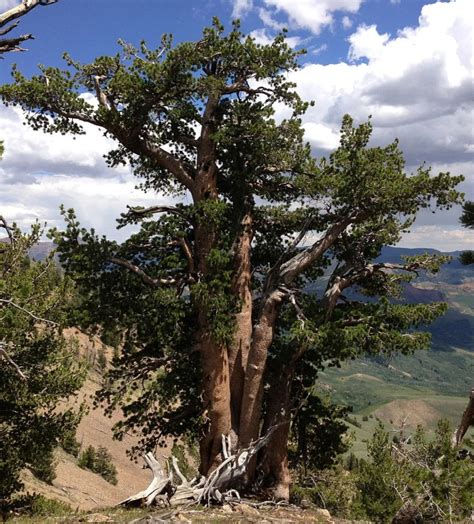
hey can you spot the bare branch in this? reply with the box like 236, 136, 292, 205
0, 0, 58, 54
0, 0, 56, 28
453, 387, 474, 447
0, 215, 14, 243
121, 205, 193, 225
0, 298, 59, 326
0, 343, 26, 380
108, 257, 180, 287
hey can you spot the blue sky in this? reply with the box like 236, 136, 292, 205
0, 0, 473, 250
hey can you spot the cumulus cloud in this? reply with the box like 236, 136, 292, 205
232, 0, 253, 18
273, 0, 473, 247
0, 105, 128, 179
0, 172, 173, 241
400, 226, 473, 251
283, 0, 473, 166
0, 104, 172, 240
262, 0, 363, 34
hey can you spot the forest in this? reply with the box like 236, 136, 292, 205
0, 1, 473, 522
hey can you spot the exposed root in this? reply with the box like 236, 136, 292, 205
120, 426, 278, 508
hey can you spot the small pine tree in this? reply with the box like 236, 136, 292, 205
78, 445, 117, 485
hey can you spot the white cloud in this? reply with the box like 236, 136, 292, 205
250, 28, 303, 47
390, 0, 401, 4
400, 226, 474, 251
348, 24, 390, 61
258, 7, 285, 30
342, 16, 353, 30
232, 0, 253, 18
283, 0, 473, 163
262, 0, 363, 34
0, 105, 129, 179
0, 0, 19, 10
0, 173, 171, 241
274, 0, 473, 248
0, 103, 175, 240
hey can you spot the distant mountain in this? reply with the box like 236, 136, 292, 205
29, 241, 56, 261
0, 238, 55, 261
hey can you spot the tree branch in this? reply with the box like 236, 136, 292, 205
0, 298, 59, 326
0, 343, 26, 380
108, 257, 178, 286
0, 0, 57, 28
121, 205, 193, 225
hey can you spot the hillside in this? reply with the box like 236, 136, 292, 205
21, 329, 164, 511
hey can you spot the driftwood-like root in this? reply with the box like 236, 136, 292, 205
120, 426, 278, 508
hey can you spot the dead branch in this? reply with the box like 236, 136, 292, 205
0, 342, 26, 380
453, 387, 474, 447
0, 298, 59, 326
0, 0, 58, 54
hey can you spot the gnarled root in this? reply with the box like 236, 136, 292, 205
120, 426, 278, 508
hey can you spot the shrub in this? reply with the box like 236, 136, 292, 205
78, 445, 118, 485
291, 466, 358, 518
60, 428, 81, 457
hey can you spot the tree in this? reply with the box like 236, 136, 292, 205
459, 201, 474, 265
0, 21, 463, 500
0, 0, 58, 55
0, 218, 85, 508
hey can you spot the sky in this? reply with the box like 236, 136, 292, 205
0, 0, 473, 250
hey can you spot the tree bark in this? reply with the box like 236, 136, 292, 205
228, 202, 253, 444
260, 368, 293, 501
239, 289, 285, 448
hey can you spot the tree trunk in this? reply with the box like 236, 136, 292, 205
228, 203, 253, 445
260, 367, 293, 501
239, 290, 284, 450
198, 325, 232, 475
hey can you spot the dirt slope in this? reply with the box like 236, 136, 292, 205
22, 329, 169, 511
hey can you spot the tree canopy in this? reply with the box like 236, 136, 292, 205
0, 20, 464, 500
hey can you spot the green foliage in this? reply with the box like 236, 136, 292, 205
171, 442, 198, 480
459, 201, 474, 265
78, 445, 118, 485
291, 467, 359, 518
0, 219, 86, 507
354, 420, 474, 522
290, 392, 351, 472
59, 428, 81, 458
96, 347, 107, 372
2, 494, 72, 521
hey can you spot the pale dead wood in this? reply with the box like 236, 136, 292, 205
0, 0, 58, 54
121, 426, 279, 508
0, 342, 26, 380
0, 298, 59, 326
453, 388, 474, 447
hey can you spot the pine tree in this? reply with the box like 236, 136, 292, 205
0, 219, 85, 507
0, 21, 463, 499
